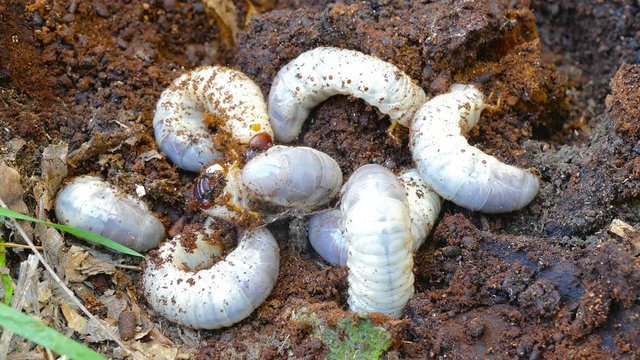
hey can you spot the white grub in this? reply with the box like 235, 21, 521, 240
308, 168, 441, 266
54, 176, 165, 252
242, 145, 343, 209
398, 168, 442, 250
308, 210, 347, 267
268, 47, 427, 142
153, 66, 273, 172
410, 84, 540, 213
341, 164, 414, 318
202, 146, 342, 221
143, 226, 279, 329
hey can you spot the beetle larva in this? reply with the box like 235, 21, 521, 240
153, 66, 274, 172
54, 176, 165, 252
308, 168, 441, 266
142, 226, 279, 329
341, 164, 414, 318
410, 84, 540, 213
268, 47, 427, 142
242, 145, 343, 209
198, 146, 343, 221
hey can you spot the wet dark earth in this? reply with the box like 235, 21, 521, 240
0, 0, 638, 358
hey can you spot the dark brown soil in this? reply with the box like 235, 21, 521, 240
0, 0, 638, 359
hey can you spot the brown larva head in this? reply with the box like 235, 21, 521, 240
193, 164, 227, 209
249, 132, 273, 150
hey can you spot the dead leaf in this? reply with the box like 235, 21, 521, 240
99, 291, 128, 321
41, 143, 68, 193
609, 219, 640, 253
60, 301, 88, 333
138, 149, 163, 162
79, 255, 117, 277
0, 160, 33, 241
81, 317, 120, 343
202, 0, 240, 46
62, 246, 90, 283
5, 138, 26, 161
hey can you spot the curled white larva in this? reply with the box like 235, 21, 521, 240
201, 146, 343, 221
308, 209, 347, 267
242, 146, 343, 209
398, 168, 442, 251
54, 176, 165, 252
153, 66, 274, 172
410, 84, 540, 213
268, 47, 427, 142
308, 168, 441, 266
341, 164, 414, 318
143, 226, 279, 329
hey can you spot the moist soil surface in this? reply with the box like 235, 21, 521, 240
1, 0, 639, 359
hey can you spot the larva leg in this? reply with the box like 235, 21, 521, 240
153, 66, 274, 172
143, 225, 279, 330
268, 47, 427, 142
55, 176, 165, 252
410, 84, 540, 213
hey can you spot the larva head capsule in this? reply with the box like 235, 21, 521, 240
249, 132, 273, 150
194, 164, 227, 209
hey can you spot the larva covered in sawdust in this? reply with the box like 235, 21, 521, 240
341, 164, 414, 318
268, 47, 427, 142
143, 225, 279, 329
308, 168, 441, 266
55, 176, 165, 252
153, 66, 274, 172
410, 84, 540, 213
197, 145, 342, 221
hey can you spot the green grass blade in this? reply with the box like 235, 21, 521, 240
0, 238, 12, 305
0, 207, 143, 258
0, 302, 106, 360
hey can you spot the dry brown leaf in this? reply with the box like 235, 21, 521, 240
62, 246, 90, 283
81, 317, 120, 343
60, 301, 88, 333
99, 291, 129, 321
0, 159, 33, 240
79, 255, 117, 277
609, 219, 640, 253
202, 0, 240, 46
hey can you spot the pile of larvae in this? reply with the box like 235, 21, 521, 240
54, 47, 539, 329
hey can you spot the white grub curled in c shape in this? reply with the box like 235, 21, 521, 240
268, 47, 427, 142
308, 168, 441, 267
341, 164, 414, 318
153, 66, 274, 172
142, 227, 279, 329
410, 84, 540, 213
54, 176, 165, 252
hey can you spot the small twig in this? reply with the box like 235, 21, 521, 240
0, 197, 131, 355
2, 243, 43, 250
114, 264, 143, 271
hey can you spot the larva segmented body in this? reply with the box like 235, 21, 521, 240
153, 66, 274, 172
341, 164, 414, 318
242, 145, 343, 209
410, 84, 540, 213
142, 226, 279, 329
200, 146, 343, 221
308, 168, 441, 266
268, 47, 427, 142
54, 176, 165, 252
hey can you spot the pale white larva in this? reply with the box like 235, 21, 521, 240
268, 47, 427, 142
54, 176, 165, 252
153, 66, 274, 172
410, 84, 540, 213
200, 145, 343, 221
142, 225, 279, 329
341, 164, 414, 318
308, 168, 441, 266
